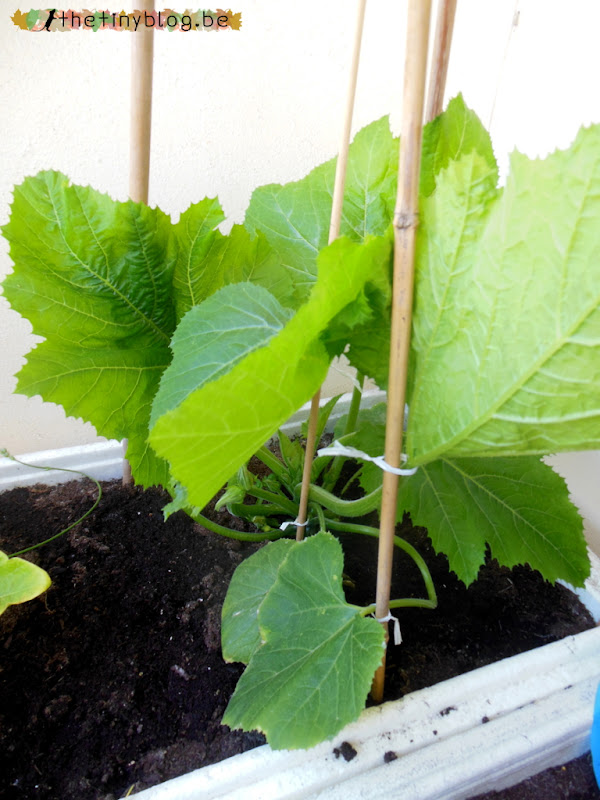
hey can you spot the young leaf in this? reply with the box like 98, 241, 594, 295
223, 533, 384, 750
221, 539, 295, 664
397, 456, 589, 587
1, 171, 175, 487
150, 234, 393, 511
245, 117, 399, 302
169, 196, 226, 320
277, 430, 304, 483
172, 210, 295, 321
0, 551, 51, 615
420, 93, 496, 197
406, 125, 600, 464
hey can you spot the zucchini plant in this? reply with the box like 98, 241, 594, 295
2, 95, 599, 748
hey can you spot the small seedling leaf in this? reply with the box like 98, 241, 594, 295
0, 551, 51, 615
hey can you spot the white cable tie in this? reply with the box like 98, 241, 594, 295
316, 441, 418, 476
280, 518, 309, 531
374, 612, 402, 645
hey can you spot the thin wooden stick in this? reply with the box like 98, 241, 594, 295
371, 0, 432, 704
129, 0, 155, 204
425, 0, 457, 123
295, 0, 367, 540
123, 0, 155, 487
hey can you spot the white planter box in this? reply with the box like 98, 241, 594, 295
2, 421, 600, 799
125, 556, 600, 800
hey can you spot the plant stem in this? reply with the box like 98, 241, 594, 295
325, 519, 437, 609
246, 487, 298, 515
323, 372, 365, 492
312, 502, 327, 533
0, 451, 103, 557
227, 503, 291, 519
255, 445, 289, 483
372, 0, 432, 704
344, 372, 364, 436
307, 483, 382, 518
295, 0, 367, 541
193, 512, 286, 542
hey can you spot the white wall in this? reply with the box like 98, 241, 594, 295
2, 0, 600, 459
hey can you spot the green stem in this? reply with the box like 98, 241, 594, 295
255, 445, 289, 483
228, 502, 292, 519
311, 501, 327, 532
1, 450, 103, 557
323, 373, 364, 492
326, 519, 437, 610
245, 487, 298, 515
344, 372, 364, 436
306, 483, 382, 518
339, 464, 365, 497
193, 512, 286, 542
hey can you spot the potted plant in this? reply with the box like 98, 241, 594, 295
3, 87, 600, 795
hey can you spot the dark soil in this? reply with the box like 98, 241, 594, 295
1, 479, 598, 800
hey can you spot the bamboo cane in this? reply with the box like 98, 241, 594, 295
425, 0, 457, 123
123, 0, 155, 487
295, 0, 368, 541
371, 0, 432, 704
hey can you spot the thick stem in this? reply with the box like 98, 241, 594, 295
244, 487, 298, 516
193, 513, 286, 543
307, 483, 382, 518
227, 503, 292, 520
372, 0, 432, 704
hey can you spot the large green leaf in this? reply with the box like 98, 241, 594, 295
223, 533, 384, 750
221, 539, 295, 664
406, 125, 600, 464
342, 95, 497, 387
398, 456, 589, 587
149, 234, 393, 510
1, 171, 174, 486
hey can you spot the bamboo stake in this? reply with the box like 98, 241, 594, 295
425, 0, 457, 123
295, 0, 367, 541
371, 0, 432, 704
123, 0, 155, 487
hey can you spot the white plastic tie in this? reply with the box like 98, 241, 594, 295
316, 441, 418, 476
280, 518, 308, 531
375, 612, 402, 645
